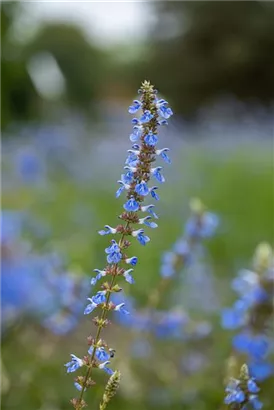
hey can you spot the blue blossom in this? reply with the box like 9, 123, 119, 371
157, 119, 168, 126
144, 131, 158, 146
136, 231, 150, 246
88, 346, 110, 361
156, 148, 171, 164
249, 361, 273, 381
74, 382, 86, 392
157, 100, 173, 119
92, 291, 107, 305
130, 125, 143, 142
151, 167, 165, 183
84, 298, 98, 315
98, 361, 114, 376
98, 225, 117, 236
125, 152, 139, 167
135, 180, 149, 196
65, 354, 83, 373
139, 110, 153, 123
185, 212, 219, 239
123, 269, 135, 284
150, 186, 160, 200
224, 380, 245, 405
131, 117, 139, 125
139, 216, 158, 229
141, 204, 159, 219
121, 171, 134, 184
125, 256, 138, 266
247, 379, 260, 393
114, 302, 130, 315
105, 240, 122, 264
132, 229, 150, 245
248, 395, 263, 410
124, 197, 139, 212
115, 185, 125, 198
232, 332, 269, 360
91, 269, 107, 286
128, 100, 141, 114
222, 307, 246, 330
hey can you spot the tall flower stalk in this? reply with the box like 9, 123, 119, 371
65, 81, 173, 409
148, 198, 219, 308
222, 243, 274, 384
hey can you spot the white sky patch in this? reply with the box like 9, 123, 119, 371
16, 1, 152, 47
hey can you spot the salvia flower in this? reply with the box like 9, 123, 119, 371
224, 365, 262, 410
222, 243, 274, 383
65, 81, 173, 409
159, 198, 219, 281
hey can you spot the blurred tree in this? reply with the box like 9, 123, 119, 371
144, 1, 274, 116
26, 23, 105, 113
1, 2, 39, 129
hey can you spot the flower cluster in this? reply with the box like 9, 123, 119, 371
1, 212, 88, 336
65, 81, 173, 409
222, 243, 274, 382
225, 364, 262, 410
160, 198, 219, 280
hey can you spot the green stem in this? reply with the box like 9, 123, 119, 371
76, 223, 129, 409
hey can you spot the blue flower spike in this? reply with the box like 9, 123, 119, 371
224, 365, 263, 410
64, 81, 173, 408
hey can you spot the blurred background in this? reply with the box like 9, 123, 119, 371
1, 1, 273, 410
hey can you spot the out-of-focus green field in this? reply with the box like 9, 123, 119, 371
2, 142, 273, 410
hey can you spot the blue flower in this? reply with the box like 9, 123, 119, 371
222, 307, 246, 330
185, 212, 219, 239
249, 361, 273, 381
150, 186, 160, 200
151, 167, 165, 183
125, 256, 138, 266
140, 204, 159, 219
91, 269, 106, 286
160, 263, 175, 278
92, 291, 107, 305
139, 110, 153, 123
132, 229, 150, 245
123, 269, 135, 284
74, 382, 86, 392
121, 171, 134, 184
224, 379, 245, 405
135, 181, 149, 196
144, 131, 158, 146
136, 231, 150, 246
124, 197, 139, 212
128, 100, 141, 114
232, 332, 269, 360
98, 225, 117, 236
139, 216, 158, 229
248, 379, 260, 393
98, 360, 114, 376
105, 240, 122, 264
125, 152, 139, 167
157, 100, 173, 119
84, 298, 98, 315
130, 125, 143, 142
131, 118, 139, 125
158, 119, 168, 126
248, 395, 263, 410
156, 148, 171, 164
114, 302, 130, 315
65, 354, 83, 373
88, 346, 110, 361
